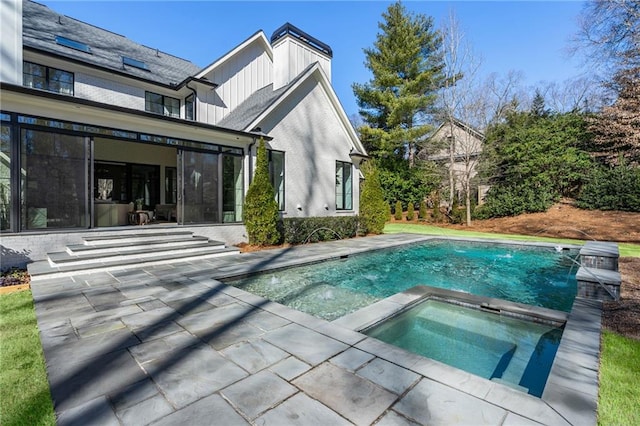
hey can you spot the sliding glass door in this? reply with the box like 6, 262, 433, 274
20, 129, 89, 229
178, 149, 219, 224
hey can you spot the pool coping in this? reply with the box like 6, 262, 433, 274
332, 284, 601, 425
216, 234, 601, 425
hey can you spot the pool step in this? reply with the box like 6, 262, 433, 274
28, 230, 240, 281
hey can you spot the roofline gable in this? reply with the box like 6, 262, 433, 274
245, 63, 367, 156
196, 31, 273, 79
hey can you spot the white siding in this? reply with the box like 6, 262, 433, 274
0, 0, 22, 84
257, 78, 359, 217
200, 43, 273, 125
273, 37, 331, 90
75, 73, 143, 110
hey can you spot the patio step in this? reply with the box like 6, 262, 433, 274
28, 230, 240, 280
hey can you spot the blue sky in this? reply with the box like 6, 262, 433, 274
38, 1, 588, 116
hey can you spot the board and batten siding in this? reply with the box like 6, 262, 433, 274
258, 77, 359, 217
199, 42, 273, 125
272, 36, 331, 90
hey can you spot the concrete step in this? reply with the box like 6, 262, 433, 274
29, 246, 240, 281
28, 230, 241, 281
66, 236, 216, 255
82, 230, 196, 246
49, 241, 228, 267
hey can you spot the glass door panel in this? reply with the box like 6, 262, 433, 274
180, 149, 219, 224
21, 129, 88, 229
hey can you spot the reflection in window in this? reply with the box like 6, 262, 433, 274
165, 167, 177, 204
23, 61, 74, 95
21, 129, 87, 229
222, 155, 243, 222
145, 91, 180, 118
185, 94, 195, 121
1, 124, 11, 231
336, 161, 352, 210
269, 150, 285, 211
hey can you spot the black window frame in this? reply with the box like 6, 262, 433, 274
185, 94, 195, 121
335, 160, 353, 211
268, 150, 285, 211
145, 91, 180, 118
23, 61, 74, 96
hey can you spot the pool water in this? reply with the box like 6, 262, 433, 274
229, 239, 578, 321
364, 299, 563, 397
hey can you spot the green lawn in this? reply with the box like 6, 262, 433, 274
0, 290, 56, 426
598, 331, 640, 425
384, 223, 640, 257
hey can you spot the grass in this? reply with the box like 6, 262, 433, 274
598, 331, 640, 425
0, 289, 56, 426
384, 223, 640, 258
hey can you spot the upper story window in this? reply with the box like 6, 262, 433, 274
185, 94, 195, 121
268, 150, 285, 211
145, 92, 180, 118
123, 56, 149, 71
23, 61, 74, 95
55, 35, 91, 53
335, 160, 352, 210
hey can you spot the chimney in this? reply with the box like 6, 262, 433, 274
271, 23, 332, 90
1, 0, 23, 85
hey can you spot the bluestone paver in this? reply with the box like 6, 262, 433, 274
30, 234, 602, 425
293, 362, 397, 425
220, 370, 298, 420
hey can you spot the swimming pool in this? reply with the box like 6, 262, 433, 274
363, 297, 563, 397
228, 239, 579, 321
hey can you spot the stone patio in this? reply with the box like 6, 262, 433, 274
30, 234, 602, 425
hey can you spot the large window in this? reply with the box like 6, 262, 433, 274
165, 167, 177, 204
21, 129, 88, 229
1, 120, 11, 231
335, 161, 352, 210
222, 155, 243, 222
145, 92, 180, 118
23, 61, 74, 95
269, 150, 285, 211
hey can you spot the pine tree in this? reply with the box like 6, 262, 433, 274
243, 138, 281, 245
588, 68, 640, 166
353, 1, 446, 169
359, 161, 390, 234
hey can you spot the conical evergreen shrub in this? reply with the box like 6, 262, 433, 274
359, 161, 389, 234
243, 138, 281, 245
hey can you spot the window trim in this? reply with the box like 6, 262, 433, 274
23, 61, 74, 96
268, 149, 285, 211
145, 91, 180, 118
335, 160, 353, 211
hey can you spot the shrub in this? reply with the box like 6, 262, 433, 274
283, 216, 359, 244
431, 197, 442, 222
418, 201, 427, 220
406, 202, 415, 221
359, 161, 390, 234
479, 184, 557, 218
394, 200, 403, 221
577, 160, 640, 212
243, 138, 281, 245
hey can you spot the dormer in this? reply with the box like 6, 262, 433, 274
271, 23, 332, 90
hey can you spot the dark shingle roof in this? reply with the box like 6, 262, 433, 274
218, 62, 318, 131
23, 1, 202, 87
217, 84, 288, 131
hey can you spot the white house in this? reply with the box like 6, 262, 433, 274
0, 0, 367, 268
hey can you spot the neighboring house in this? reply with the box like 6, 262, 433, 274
420, 118, 486, 205
0, 0, 367, 268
